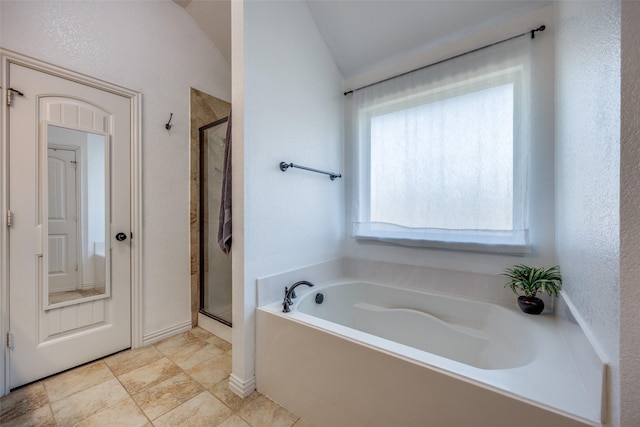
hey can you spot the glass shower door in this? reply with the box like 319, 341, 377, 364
199, 118, 232, 326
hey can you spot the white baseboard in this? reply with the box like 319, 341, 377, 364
229, 373, 256, 398
142, 320, 192, 346
198, 313, 231, 343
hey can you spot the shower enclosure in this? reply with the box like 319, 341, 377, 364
199, 117, 232, 326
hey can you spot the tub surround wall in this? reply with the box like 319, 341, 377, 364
343, 258, 547, 308
0, 1, 231, 347
231, 0, 344, 396
555, 1, 621, 424
256, 258, 343, 307
257, 257, 553, 310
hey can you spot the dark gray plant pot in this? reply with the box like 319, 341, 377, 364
517, 296, 544, 315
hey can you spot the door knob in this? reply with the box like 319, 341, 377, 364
115, 232, 127, 241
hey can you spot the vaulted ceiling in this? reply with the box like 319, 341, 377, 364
174, 0, 550, 78
174, 0, 232, 65
306, 0, 551, 78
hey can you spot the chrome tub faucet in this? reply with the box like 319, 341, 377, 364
282, 280, 315, 312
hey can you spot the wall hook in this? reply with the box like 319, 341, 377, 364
165, 113, 173, 131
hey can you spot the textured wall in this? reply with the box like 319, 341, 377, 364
0, 0, 231, 339
232, 0, 344, 391
555, 1, 621, 424
620, 1, 640, 425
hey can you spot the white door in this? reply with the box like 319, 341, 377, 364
7, 62, 132, 389
48, 148, 80, 294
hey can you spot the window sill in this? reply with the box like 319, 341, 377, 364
354, 225, 531, 255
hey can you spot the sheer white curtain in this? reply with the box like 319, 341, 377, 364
350, 36, 532, 252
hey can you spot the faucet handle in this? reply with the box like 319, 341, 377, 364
284, 287, 293, 305
282, 300, 291, 313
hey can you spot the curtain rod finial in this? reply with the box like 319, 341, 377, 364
531, 25, 546, 39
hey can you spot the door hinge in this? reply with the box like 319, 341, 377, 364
6, 210, 13, 228
6, 332, 13, 349
6, 87, 24, 107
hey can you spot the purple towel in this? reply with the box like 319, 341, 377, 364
217, 111, 232, 255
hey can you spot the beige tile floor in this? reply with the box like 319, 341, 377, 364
48, 289, 104, 305
0, 327, 313, 427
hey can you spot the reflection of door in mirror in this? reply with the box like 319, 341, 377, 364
47, 126, 107, 307
48, 147, 80, 297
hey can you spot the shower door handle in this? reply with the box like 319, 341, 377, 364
115, 232, 128, 241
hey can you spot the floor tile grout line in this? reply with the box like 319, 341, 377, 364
55, 379, 132, 426
150, 389, 233, 426
117, 355, 182, 396
204, 376, 239, 417
0, 381, 55, 425
43, 360, 115, 406
45, 362, 124, 426
105, 356, 155, 426
123, 342, 208, 423
46, 400, 57, 427
144, 381, 206, 423
148, 332, 239, 426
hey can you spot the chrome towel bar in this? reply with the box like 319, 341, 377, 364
279, 161, 342, 181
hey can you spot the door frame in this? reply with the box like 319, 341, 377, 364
0, 49, 143, 396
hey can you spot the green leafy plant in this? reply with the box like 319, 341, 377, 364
502, 264, 562, 298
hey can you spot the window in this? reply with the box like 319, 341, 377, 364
351, 38, 531, 253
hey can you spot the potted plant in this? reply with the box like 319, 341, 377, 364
502, 264, 562, 315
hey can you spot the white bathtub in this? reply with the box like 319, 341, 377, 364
256, 280, 601, 427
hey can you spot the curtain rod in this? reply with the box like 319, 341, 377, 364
343, 25, 545, 96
